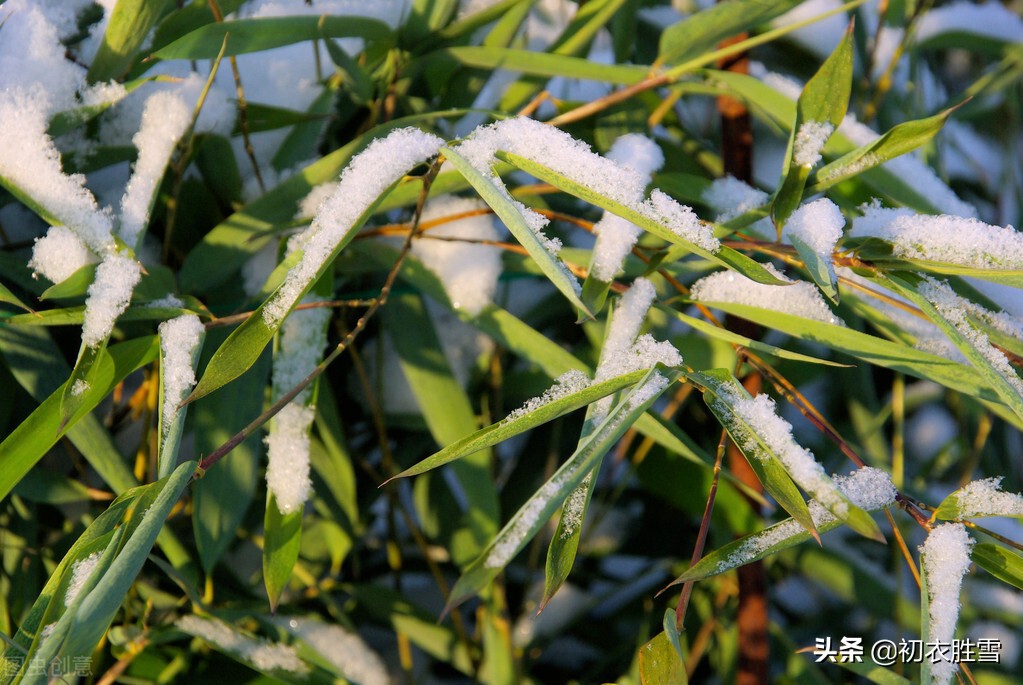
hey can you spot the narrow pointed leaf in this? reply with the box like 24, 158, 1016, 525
542, 462, 598, 608
658, 0, 800, 65
441, 146, 590, 316
158, 324, 206, 479
445, 367, 680, 610
263, 496, 303, 612
791, 233, 839, 303
972, 543, 1023, 591
88, 0, 174, 81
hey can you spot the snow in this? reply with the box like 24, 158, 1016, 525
280, 618, 389, 685
640, 190, 720, 252
29, 225, 98, 284
265, 403, 316, 515
783, 198, 844, 258
65, 551, 102, 607
159, 315, 205, 432
793, 121, 833, 168
486, 473, 570, 568
852, 201, 1023, 271
920, 523, 974, 685
690, 264, 846, 326
81, 253, 143, 347
414, 196, 503, 315
917, 277, 1023, 397
0, 90, 115, 254
118, 91, 192, 248
953, 477, 1023, 519
177, 615, 308, 674
263, 128, 444, 326
916, 1, 1023, 45
560, 472, 592, 538
507, 370, 591, 422
271, 303, 332, 405
832, 467, 897, 511
702, 175, 769, 223
589, 134, 664, 281
296, 183, 335, 219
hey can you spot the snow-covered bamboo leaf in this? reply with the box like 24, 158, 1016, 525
658, 0, 800, 65
157, 315, 205, 478
0, 335, 157, 502
773, 24, 852, 227
670, 466, 895, 583
441, 146, 590, 317
496, 150, 788, 286
263, 498, 303, 612
886, 274, 1023, 423
809, 106, 959, 193
791, 233, 839, 303
439, 47, 646, 84
933, 477, 1023, 521
444, 367, 680, 610
972, 543, 1023, 591
88, 0, 173, 81
151, 16, 394, 60
919, 523, 974, 685
176, 614, 319, 681
697, 370, 818, 539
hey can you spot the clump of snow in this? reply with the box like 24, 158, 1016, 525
920, 523, 974, 685
783, 198, 844, 256
917, 277, 1023, 396
793, 121, 833, 168
81, 253, 143, 347
177, 615, 308, 674
560, 472, 592, 539
265, 404, 316, 515
589, 134, 664, 281
640, 190, 720, 252
833, 467, 897, 511
271, 304, 332, 405
147, 295, 185, 309
159, 315, 205, 431
691, 264, 845, 326
916, 1, 1023, 45
414, 196, 503, 315
29, 225, 98, 283
507, 370, 591, 422
280, 618, 389, 685
952, 478, 1023, 519
118, 91, 192, 248
264, 128, 443, 326
295, 182, 336, 219
853, 201, 1023, 271
65, 551, 102, 607
71, 379, 91, 397
702, 175, 769, 223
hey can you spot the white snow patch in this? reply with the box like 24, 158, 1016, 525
29, 225, 98, 283
952, 477, 1023, 519
920, 523, 974, 685
640, 189, 719, 252
507, 370, 591, 422
265, 403, 316, 515
177, 615, 308, 674
65, 551, 102, 607
702, 175, 769, 223
272, 303, 332, 405
691, 264, 845, 326
159, 315, 205, 431
81, 253, 143, 347
118, 91, 192, 247
793, 121, 833, 168
281, 618, 389, 685
783, 198, 844, 259
560, 472, 592, 539
264, 128, 443, 326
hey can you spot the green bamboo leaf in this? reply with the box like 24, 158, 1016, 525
773, 24, 852, 227
696, 370, 818, 539
933, 479, 1023, 521
439, 46, 646, 84
441, 146, 590, 316
149, 0, 248, 53
542, 460, 598, 609
0, 281, 31, 312
658, 0, 800, 65
885, 274, 1023, 424
263, 496, 303, 612
972, 543, 1023, 591
693, 301, 1006, 406
150, 15, 394, 60
60, 342, 106, 429
791, 233, 839, 303
432, 0, 534, 43
0, 336, 158, 502
320, 32, 374, 104
809, 105, 961, 193
444, 367, 680, 610
638, 630, 687, 685
496, 150, 788, 286
38, 264, 97, 301
48, 77, 152, 137
88, 0, 174, 81
389, 369, 649, 480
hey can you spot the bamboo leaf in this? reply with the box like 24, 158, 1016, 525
791, 233, 839, 303
444, 367, 680, 610
441, 146, 590, 316
439, 46, 646, 84
151, 15, 394, 60
88, 0, 174, 81
972, 543, 1023, 591
263, 496, 303, 612
658, 0, 800, 65
638, 629, 687, 685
